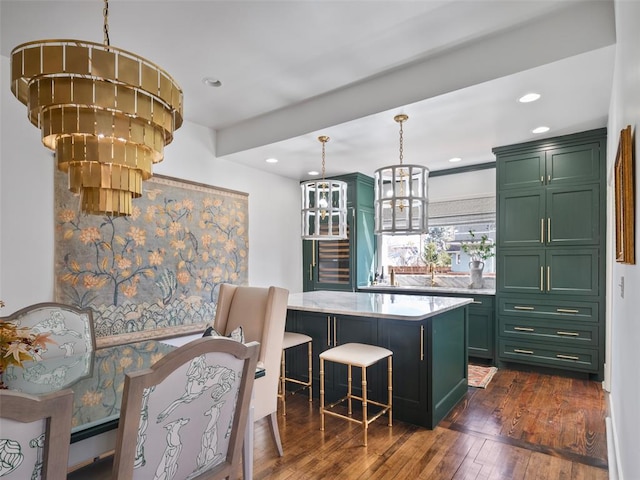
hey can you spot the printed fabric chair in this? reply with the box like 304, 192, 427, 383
71, 337, 260, 480
0, 389, 74, 480
212, 284, 289, 456
0, 302, 95, 359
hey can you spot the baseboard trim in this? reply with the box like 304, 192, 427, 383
606, 393, 622, 479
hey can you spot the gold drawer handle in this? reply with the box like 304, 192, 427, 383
556, 308, 580, 314
514, 327, 535, 332
514, 348, 534, 355
557, 331, 580, 337
514, 306, 534, 311
471, 300, 482, 304
556, 354, 580, 361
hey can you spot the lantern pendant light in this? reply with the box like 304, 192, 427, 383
9, 0, 183, 216
301, 136, 348, 240
374, 114, 429, 234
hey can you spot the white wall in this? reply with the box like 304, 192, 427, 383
429, 168, 496, 202
0, 55, 303, 314
607, 1, 640, 478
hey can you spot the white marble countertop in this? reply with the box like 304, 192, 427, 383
358, 285, 496, 296
287, 290, 473, 321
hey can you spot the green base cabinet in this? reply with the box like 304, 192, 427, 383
302, 173, 375, 292
285, 305, 469, 429
494, 129, 606, 380
359, 288, 495, 362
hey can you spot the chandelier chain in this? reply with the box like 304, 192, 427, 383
103, 0, 110, 47
398, 119, 404, 165
321, 141, 326, 181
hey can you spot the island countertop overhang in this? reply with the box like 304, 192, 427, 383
287, 290, 472, 321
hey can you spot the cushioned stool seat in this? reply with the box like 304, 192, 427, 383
320, 342, 392, 446
279, 332, 313, 415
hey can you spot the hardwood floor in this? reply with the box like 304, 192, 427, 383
252, 367, 608, 480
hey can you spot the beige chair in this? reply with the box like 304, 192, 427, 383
69, 337, 260, 480
0, 389, 74, 480
0, 302, 95, 358
213, 284, 289, 456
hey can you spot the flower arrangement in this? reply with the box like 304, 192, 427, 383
0, 303, 53, 384
461, 230, 495, 262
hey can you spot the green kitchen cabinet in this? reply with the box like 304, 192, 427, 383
499, 184, 600, 248
303, 173, 375, 292
494, 128, 606, 380
285, 304, 468, 429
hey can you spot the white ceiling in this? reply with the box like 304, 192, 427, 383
0, 0, 616, 181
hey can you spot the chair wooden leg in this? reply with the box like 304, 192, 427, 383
388, 355, 393, 426
347, 364, 352, 416
268, 411, 284, 456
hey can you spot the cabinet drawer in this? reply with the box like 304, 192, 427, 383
499, 339, 598, 372
499, 316, 598, 347
465, 295, 495, 309
498, 297, 598, 322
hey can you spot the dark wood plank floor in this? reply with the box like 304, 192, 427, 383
253, 367, 608, 480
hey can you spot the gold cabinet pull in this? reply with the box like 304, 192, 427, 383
556, 354, 579, 360
514, 305, 534, 311
327, 316, 331, 346
548, 174, 551, 183
514, 327, 535, 332
540, 266, 544, 291
420, 325, 424, 361
471, 300, 482, 304
540, 175, 544, 183
514, 348, 534, 355
333, 317, 337, 347
557, 331, 580, 337
547, 266, 551, 292
540, 218, 544, 243
557, 308, 579, 314
547, 218, 551, 243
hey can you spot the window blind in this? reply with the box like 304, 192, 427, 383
428, 196, 496, 227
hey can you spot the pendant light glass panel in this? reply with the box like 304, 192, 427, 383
301, 179, 348, 240
374, 163, 429, 234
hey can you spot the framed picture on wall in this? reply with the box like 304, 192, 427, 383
614, 125, 635, 264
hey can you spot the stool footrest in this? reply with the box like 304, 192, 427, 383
322, 396, 391, 426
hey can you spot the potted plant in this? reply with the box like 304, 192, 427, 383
460, 230, 495, 288
421, 241, 451, 286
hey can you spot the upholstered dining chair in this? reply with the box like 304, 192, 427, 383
0, 389, 74, 480
0, 302, 95, 358
212, 284, 289, 456
69, 337, 260, 480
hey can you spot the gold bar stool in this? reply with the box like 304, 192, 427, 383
279, 331, 313, 415
320, 343, 392, 446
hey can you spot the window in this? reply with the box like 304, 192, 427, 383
379, 195, 496, 276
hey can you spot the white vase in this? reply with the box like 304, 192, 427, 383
469, 260, 484, 289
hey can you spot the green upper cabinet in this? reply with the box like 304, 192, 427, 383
497, 138, 602, 190
303, 173, 375, 292
499, 184, 600, 248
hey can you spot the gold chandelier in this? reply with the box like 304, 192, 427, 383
10, 0, 183, 216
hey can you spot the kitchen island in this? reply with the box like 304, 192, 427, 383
285, 290, 472, 428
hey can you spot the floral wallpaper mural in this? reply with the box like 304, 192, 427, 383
54, 171, 249, 346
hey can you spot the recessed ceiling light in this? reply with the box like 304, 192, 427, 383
532, 126, 550, 134
448, 157, 462, 163
519, 93, 541, 103
265, 158, 278, 164
308, 170, 319, 176
202, 77, 222, 87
